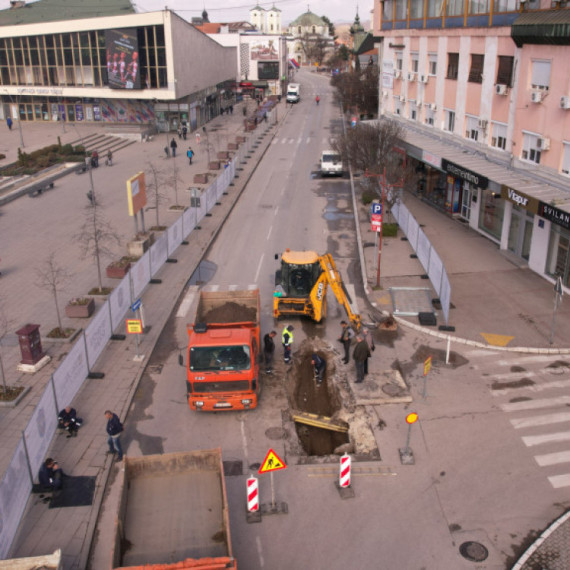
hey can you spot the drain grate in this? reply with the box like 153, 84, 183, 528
223, 460, 243, 476
459, 541, 489, 562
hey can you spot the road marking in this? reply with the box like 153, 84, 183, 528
493, 378, 570, 396
511, 412, 570, 429
522, 431, 570, 447
535, 451, 570, 466
176, 288, 197, 318
501, 395, 570, 412
465, 349, 501, 358
254, 254, 264, 283
497, 355, 562, 366
480, 332, 514, 346
548, 473, 570, 489
489, 370, 538, 381
240, 419, 249, 464
256, 535, 264, 567
267, 225, 273, 240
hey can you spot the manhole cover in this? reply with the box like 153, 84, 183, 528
223, 460, 243, 477
265, 427, 288, 440
459, 541, 488, 562
382, 383, 403, 396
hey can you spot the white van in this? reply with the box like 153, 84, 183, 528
320, 150, 343, 177
286, 83, 300, 103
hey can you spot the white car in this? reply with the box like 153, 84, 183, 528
320, 151, 343, 177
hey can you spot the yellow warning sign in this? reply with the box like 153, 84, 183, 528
126, 319, 143, 334
480, 333, 514, 347
423, 356, 432, 376
259, 448, 287, 474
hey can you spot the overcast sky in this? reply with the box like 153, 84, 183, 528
0, 0, 370, 26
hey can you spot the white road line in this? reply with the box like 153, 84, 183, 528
240, 419, 249, 464
535, 451, 570, 467
267, 225, 273, 240
511, 412, 570, 429
274, 206, 279, 215
493, 378, 570, 396
497, 355, 562, 366
465, 349, 501, 358
254, 254, 264, 283
176, 288, 197, 318
306, 137, 311, 144
522, 431, 570, 447
256, 535, 265, 567
297, 137, 302, 144
489, 370, 538, 381
501, 395, 570, 412
548, 473, 570, 489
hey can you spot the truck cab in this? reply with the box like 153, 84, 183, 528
320, 150, 343, 177
287, 83, 300, 103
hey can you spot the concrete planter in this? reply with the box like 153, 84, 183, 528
193, 173, 209, 184
209, 161, 221, 170
217, 151, 230, 160
65, 297, 95, 318
106, 260, 131, 279
228, 142, 239, 150
127, 232, 154, 257
236, 136, 246, 143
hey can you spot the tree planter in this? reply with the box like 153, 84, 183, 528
209, 161, 221, 170
106, 258, 132, 279
65, 297, 95, 318
127, 232, 154, 257
193, 173, 209, 184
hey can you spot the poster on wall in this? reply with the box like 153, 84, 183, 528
105, 28, 141, 89
93, 105, 101, 121
250, 40, 278, 60
75, 104, 84, 121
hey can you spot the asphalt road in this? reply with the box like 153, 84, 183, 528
87, 69, 570, 569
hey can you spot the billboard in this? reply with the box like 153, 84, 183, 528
126, 171, 147, 216
105, 28, 141, 89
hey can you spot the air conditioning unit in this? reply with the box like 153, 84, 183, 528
382, 90, 388, 98
419, 74, 428, 83
495, 84, 508, 95
399, 95, 406, 102
478, 119, 488, 129
537, 137, 550, 150
394, 70, 401, 79
426, 103, 436, 111
416, 100, 423, 107
407, 72, 416, 82
531, 91, 544, 103
560, 96, 570, 109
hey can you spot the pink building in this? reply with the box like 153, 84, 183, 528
374, 0, 570, 289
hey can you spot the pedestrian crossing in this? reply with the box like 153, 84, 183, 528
468, 349, 570, 488
271, 136, 334, 147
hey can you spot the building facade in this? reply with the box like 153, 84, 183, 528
374, 0, 570, 289
287, 10, 333, 66
0, 3, 237, 132
249, 4, 282, 35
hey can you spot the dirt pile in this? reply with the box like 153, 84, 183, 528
200, 302, 257, 324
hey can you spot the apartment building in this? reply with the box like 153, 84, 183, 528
374, 0, 570, 289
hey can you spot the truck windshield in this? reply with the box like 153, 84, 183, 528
322, 153, 340, 164
190, 345, 251, 371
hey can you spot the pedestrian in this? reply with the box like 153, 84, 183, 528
242, 106, 247, 117
182, 123, 187, 140
263, 330, 277, 373
353, 335, 370, 384
229, 104, 233, 114
106, 149, 113, 166
105, 410, 124, 462
38, 458, 64, 491
338, 320, 355, 364
363, 327, 375, 376
282, 325, 294, 364
311, 353, 326, 385
263, 112, 267, 122
58, 406, 82, 438
6, 117, 12, 130
221, 107, 225, 116
170, 137, 177, 157
91, 150, 99, 168
186, 147, 194, 165
177, 124, 182, 139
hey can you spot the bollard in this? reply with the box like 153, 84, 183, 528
339, 453, 351, 488
247, 476, 259, 512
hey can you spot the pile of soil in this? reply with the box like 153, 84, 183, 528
200, 302, 256, 324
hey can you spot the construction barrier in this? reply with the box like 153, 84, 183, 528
247, 476, 259, 512
339, 453, 351, 488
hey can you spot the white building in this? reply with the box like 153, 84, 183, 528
249, 4, 282, 35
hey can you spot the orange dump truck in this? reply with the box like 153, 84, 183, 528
184, 289, 261, 411
112, 450, 236, 570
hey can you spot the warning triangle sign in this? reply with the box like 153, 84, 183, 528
259, 448, 287, 474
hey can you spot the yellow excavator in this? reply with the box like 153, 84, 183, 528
273, 249, 361, 330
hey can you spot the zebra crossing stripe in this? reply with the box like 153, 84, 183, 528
548, 473, 570, 489
522, 431, 570, 447
493, 378, 570, 396
511, 412, 570, 429
501, 395, 570, 412
534, 451, 570, 467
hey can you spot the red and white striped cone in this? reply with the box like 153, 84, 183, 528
339, 453, 351, 488
247, 476, 259, 512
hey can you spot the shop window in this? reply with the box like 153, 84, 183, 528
546, 225, 570, 288
447, 53, 459, 80
496, 55, 514, 87
561, 142, 570, 176
521, 132, 542, 165
468, 54, 484, 84
478, 190, 504, 241
428, 53, 437, 76
491, 122, 507, 151
444, 110, 455, 133
531, 60, 550, 91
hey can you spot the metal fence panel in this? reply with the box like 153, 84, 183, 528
167, 216, 183, 256
85, 304, 112, 369
427, 248, 444, 298
416, 228, 431, 274
407, 215, 419, 250
109, 277, 131, 331
150, 232, 168, 277
52, 339, 89, 408
132, 250, 150, 299
440, 268, 452, 325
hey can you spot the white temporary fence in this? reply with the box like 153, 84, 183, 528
0, 118, 275, 558
392, 201, 452, 326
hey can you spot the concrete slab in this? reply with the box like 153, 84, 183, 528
350, 370, 412, 405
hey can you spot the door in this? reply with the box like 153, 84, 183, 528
460, 182, 472, 220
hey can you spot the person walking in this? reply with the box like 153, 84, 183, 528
353, 335, 370, 384
315, 95, 320, 105
170, 137, 177, 157
363, 327, 375, 376
338, 321, 355, 364
6, 117, 12, 130
177, 124, 182, 139
263, 330, 277, 374
38, 458, 64, 491
106, 149, 113, 166
182, 123, 187, 140
282, 325, 294, 364
186, 147, 194, 165
311, 353, 326, 385
105, 410, 124, 462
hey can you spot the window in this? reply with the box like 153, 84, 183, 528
491, 122, 508, 150
428, 53, 437, 76
383, 0, 393, 20
396, 51, 403, 70
446, 0, 464, 16
468, 54, 484, 83
394, 0, 407, 19
531, 60, 551, 91
394, 95, 403, 116
410, 0, 424, 18
312, 26, 316, 33
521, 132, 543, 164
427, 0, 444, 17
465, 115, 479, 141
561, 142, 570, 176
409, 101, 418, 121
469, 0, 490, 13
494, 0, 519, 12
447, 53, 459, 80
425, 107, 435, 126
546, 224, 570, 288
496, 56, 514, 87
411, 52, 419, 73
445, 109, 455, 132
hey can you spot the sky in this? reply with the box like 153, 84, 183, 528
0, 0, 370, 26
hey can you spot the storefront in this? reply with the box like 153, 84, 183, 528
500, 186, 537, 262
442, 159, 488, 221
541, 202, 570, 288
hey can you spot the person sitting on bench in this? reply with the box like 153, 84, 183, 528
58, 406, 82, 438
38, 458, 63, 491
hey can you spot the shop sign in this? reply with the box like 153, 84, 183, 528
442, 159, 488, 189
423, 151, 441, 169
500, 186, 538, 213
539, 202, 570, 231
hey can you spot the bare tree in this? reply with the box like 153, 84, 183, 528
35, 253, 72, 334
146, 162, 169, 229
167, 154, 186, 209
299, 33, 330, 66
75, 205, 121, 293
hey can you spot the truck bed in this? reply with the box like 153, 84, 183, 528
196, 290, 259, 325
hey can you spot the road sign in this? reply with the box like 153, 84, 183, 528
406, 412, 418, 424
259, 448, 287, 474
371, 213, 383, 233
371, 203, 383, 215
423, 356, 432, 376
351, 116, 357, 128
131, 299, 142, 312
126, 319, 143, 334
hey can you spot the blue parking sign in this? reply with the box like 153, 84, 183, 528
371, 203, 382, 215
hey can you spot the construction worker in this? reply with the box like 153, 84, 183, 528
282, 325, 294, 364
311, 353, 326, 385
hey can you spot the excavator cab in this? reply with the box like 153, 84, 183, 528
278, 250, 322, 297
